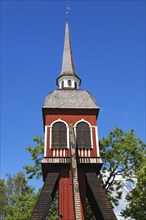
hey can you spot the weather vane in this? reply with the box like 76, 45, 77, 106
66, 2, 70, 20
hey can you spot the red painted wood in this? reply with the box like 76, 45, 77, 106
59, 166, 88, 220
59, 167, 74, 220
42, 108, 101, 219
45, 113, 97, 127
43, 108, 99, 158
91, 127, 97, 157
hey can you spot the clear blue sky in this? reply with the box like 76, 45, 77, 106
1, 0, 145, 189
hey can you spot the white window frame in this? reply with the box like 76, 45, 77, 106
74, 119, 93, 149
95, 125, 100, 157
50, 119, 69, 149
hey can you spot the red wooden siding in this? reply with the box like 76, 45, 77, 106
59, 166, 75, 220
91, 127, 97, 157
45, 113, 97, 126
58, 166, 87, 220
44, 109, 99, 158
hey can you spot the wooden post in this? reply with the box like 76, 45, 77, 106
70, 124, 82, 220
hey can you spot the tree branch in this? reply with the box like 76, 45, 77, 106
103, 164, 119, 189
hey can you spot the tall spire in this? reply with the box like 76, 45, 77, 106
56, 21, 81, 89
61, 21, 75, 76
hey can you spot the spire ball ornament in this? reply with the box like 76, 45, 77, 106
66, 4, 70, 19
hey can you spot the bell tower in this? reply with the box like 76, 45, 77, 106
31, 18, 117, 220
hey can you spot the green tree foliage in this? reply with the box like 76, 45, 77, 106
0, 172, 38, 220
99, 127, 146, 207
47, 193, 58, 220
121, 163, 146, 220
23, 136, 44, 179
86, 197, 96, 220
0, 179, 7, 219
22, 127, 145, 219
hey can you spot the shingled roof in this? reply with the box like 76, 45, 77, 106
43, 89, 99, 109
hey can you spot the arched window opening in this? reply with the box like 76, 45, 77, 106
68, 80, 71, 87
61, 81, 64, 89
75, 82, 77, 89
76, 122, 91, 149
52, 122, 67, 148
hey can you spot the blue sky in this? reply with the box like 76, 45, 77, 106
1, 0, 145, 195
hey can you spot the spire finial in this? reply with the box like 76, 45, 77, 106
66, 2, 70, 20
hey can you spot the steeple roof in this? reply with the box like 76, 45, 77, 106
56, 21, 81, 87
61, 21, 76, 76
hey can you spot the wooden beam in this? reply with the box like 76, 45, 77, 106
84, 168, 117, 220
70, 124, 82, 220
31, 171, 59, 220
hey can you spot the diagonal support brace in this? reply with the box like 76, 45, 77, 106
31, 172, 59, 220
84, 168, 117, 220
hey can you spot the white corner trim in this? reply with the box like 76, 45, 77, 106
90, 126, 93, 149
50, 125, 52, 150
74, 126, 77, 148
44, 126, 47, 157
95, 126, 100, 157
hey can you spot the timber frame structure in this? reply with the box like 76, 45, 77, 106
31, 20, 117, 220
31, 127, 117, 220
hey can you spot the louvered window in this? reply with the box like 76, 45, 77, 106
76, 122, 91, 149
52, 122, 67, 148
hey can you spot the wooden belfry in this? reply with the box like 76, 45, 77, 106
31, 20, 117, 220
